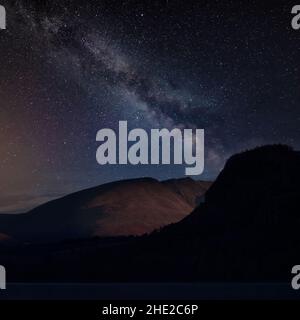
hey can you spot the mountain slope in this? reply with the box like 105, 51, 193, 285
0, 177, 211, 243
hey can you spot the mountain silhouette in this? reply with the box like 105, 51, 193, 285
0, 177, 211, 243
159, 144, 300, 282
1, 145, 300, 284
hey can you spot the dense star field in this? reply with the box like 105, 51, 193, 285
0, 0, 299, 213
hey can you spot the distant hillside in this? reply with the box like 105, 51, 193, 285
0, 177, 211, 243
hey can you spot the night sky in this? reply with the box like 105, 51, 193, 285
0, 0, 299, 213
